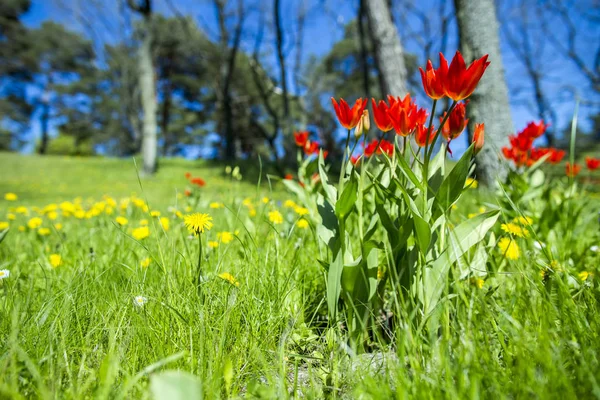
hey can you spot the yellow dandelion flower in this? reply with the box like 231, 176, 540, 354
217, 231, 234, 244
140, 219, 149, 226
262, 197, 270, 204
501, 222, 530, 238
242, 198, 253, 207
150, 210, 161, 217
7, 213, 16, 220
15, 206, 28, 215
184, 213, 213, 235
513, 216, 533, 226
18, 226, 25, 232
185, 206, 192, 212
377, 267, 384, 280
105, 206, 114, 215
140, 258, 151, 268
49, 254, 62, 268
27, 217, 43, 229
469, 277, 485, 289
132, 226, 150, 240
74, 210, 85, 219
4, 193, 17, 201
248, 207, 257, 217
579, 271, 592, 281
297, 219, 309, 229
175, 211, 183, 219
208, 240, 219, 249
54, 223, 63, 230
218, 272, 240, 287
498, 237, 520, 260
268, 210, 284, 225
47, 211, 58, 220
115, 216, 128, 226
464, 178, 478, 189
294, 206, 309, 216
0, 221, 9, 230
284, 200, 297, 208
38, 228, 51, 236
210, 202, 224, 209
159, 217, 170, 231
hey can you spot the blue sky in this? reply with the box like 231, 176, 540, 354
18, 0, 599, 156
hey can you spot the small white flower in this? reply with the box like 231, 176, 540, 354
134, 296, 147, 307
591, 245, 599, 253
0, 269, 9, 280
533, 241, 545, 250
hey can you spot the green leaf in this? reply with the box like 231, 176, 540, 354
0, 228, 8, 245
434, 144, 474, 216
335, 173, 358, 219
316, 194, 339, 253
412, 214, 431, 254
395, 152, 423, 190
422, 210, 499, 315
318, 151, 337, 204
150, 371, 203, 400
327, 250, 344, 320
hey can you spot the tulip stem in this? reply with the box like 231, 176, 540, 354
338, 129, 352, 192
423, 100, 438, 185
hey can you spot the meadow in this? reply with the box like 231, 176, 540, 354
0, 146, 599, 399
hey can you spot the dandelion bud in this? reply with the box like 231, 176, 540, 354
473, 123, 485, 155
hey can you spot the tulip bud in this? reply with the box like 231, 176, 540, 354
473, 123, 484, 155
354, 110, 370, 138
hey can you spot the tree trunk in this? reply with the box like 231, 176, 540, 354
139, 18, 157, 173
129, 0, 158, 174
38, 94, 50, 155
455, 0, 513, 186
364, 0, 408, 97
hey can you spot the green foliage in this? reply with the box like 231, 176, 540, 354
44, 134, 95, 156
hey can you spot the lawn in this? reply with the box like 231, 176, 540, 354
0, 152, 599, 399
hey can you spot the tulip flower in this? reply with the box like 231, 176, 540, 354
354, 110, 370, 138
548, 149, 565, 164
586, 156, 600, 171
440, 101, 469, 141
331, 98, 368, 129
419, 53, 448, 100
386, 94, 428, 137
444, 51, 490, 101
371, 98, 394, 132
303, 141, 319, 155
472, 123, 485, 155
520, 121, 547, 139
566, 162, 581, 177
364, 139, 394, 157
415, 124, 435, 148
294, 131, 309, 147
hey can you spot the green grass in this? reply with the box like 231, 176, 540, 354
0, 153, 599, 398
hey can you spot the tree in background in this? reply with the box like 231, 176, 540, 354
455, 0, 513, 186
128, 0, 158, 175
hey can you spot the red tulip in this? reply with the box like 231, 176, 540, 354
586, 156, 600, 171
386, 94, 427, 137
284, 173, 294, 180
364, 139, 394, 157
371, 98, 394, 132
444, 51, 490, 101
415, 125, 435, 148
440, 101, 469, 141
191, 177, 205, 187
419, 53, 448, 100
566, 162, 581, 177
303, 141, 319, 155
472, 123, 485, 155
184, 172, 191, 179
331, 98, 368, 129
548, 148, 565, 164
520, 121, 547, 140
509, 134, 534, 153
294, 131, 309, 147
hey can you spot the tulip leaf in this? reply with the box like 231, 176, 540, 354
434, 144, 474, 216
335, 173, 358, 220
327, 249, 344, 320
422, 210, 499, 315
318, 151, 337, 204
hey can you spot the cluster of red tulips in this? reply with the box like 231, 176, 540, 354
293, 131, 329, 159
184, 172, 206, 189
327, 51, 488, 162
501, 121, 565, 168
